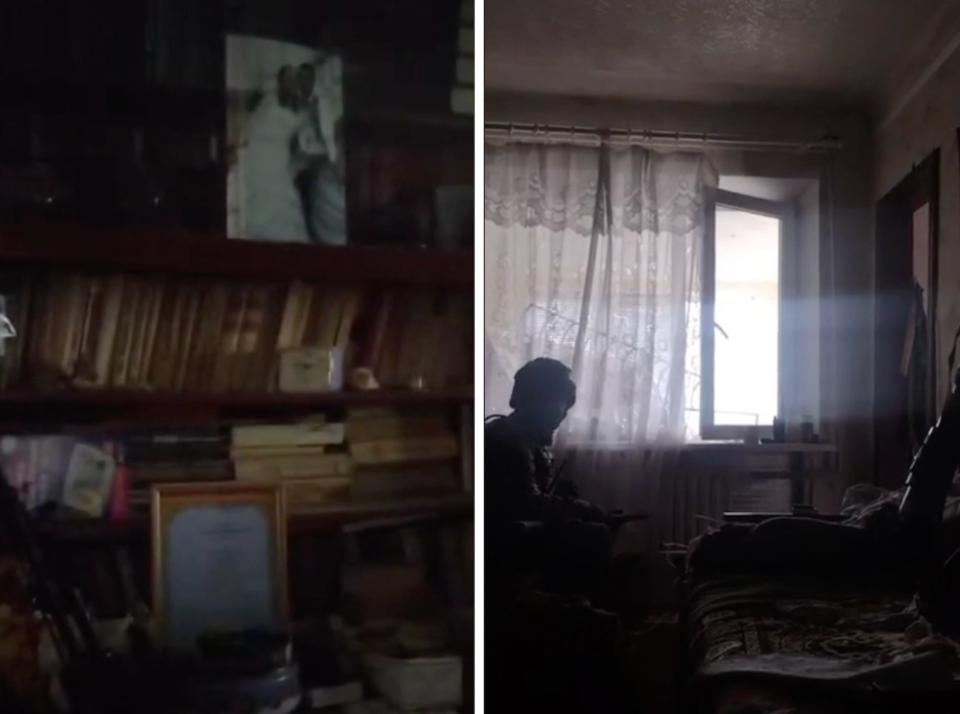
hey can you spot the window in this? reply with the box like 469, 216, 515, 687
700, 189, 789, 439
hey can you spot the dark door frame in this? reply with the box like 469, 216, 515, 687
873, 149, 939, 488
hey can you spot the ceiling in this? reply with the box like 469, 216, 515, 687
486, 0, 959, 108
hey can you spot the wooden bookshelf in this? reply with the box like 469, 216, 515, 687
0, 387, 473, 432
0, 222, 473, 286
32, 494, 473, 542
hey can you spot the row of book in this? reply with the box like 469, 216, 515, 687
1, 407, 468, 517
230, 409, 463, 514
0, 272, 471, 394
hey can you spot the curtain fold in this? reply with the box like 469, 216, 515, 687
484, 140, 717, 446
485, 139, 719, 553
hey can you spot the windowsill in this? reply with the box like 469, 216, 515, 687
561, 440, 835, 455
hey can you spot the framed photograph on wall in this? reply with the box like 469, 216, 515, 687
151, 482, 288, 652
226, 34, 347, 245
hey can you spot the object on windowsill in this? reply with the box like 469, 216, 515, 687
349, 367, 380, 391
772, 417, 786, 443
278, 347, 345, 393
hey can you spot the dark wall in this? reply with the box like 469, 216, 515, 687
0, 0, 471, 244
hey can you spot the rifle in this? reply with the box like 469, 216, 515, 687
0, 469, 136, 714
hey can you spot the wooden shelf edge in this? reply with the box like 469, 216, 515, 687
33, 494, 474, 541
0, 387, 473, 432
0, 222, 473, 287
0, 387, 473, 406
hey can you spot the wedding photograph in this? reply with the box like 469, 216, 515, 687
226, 34, 346, 245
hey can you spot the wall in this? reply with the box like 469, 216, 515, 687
875, 45, 960, 401
486, 91, 876, 489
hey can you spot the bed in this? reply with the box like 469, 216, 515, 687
680, 484, 960, 714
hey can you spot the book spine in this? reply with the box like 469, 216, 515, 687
110, 279, 138, 387
233, 453, 354, 481
349, 437, 460, 465
138, 281, 165, 388
174, 285, 202, 391
231, 422, 345, 449
213, 284, 245, 393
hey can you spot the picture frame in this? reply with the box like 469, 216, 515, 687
151, 482, 287, 652
226, 34, 347, 246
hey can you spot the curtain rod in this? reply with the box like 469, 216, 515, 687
484, 122, 843, 153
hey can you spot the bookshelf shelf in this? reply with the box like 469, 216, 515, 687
33, 494, 473, 542
0, 222, 473, 287
0, 387, 473, 432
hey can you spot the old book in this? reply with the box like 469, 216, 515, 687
276, 279, 312, 350
177, 283, 213, 392
346, 414, 451, 443
348, 436, 460, 466
37, 279, 63, 376
230, 444, 328, 461
300, 284, 324, 347
60, 274, 91, 379
230, 285, 262, 390
316, 286, 346, 349
110, 279, 142, 387
47, 278, 76, 380
249, 284, 287, 392
72, 277, 104, 384
90, 276, 125, 387
137, 281, 165, 388
376, 291, 408, 387
232, 420, 344, 449
144, 282, 178, 390
174, 284, 203, 391
126, 280, 156, 387
360, 290, 392, 367
185, 282, 229, 391
124, 281, 148, 387
233, 453, 354, 482
23, 278, 49, 383
335, 287, 361, 349
211, 284, 246, 392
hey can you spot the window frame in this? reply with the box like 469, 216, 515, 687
700, 188, 791, 441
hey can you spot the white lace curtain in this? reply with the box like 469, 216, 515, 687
484, 140, 718, 447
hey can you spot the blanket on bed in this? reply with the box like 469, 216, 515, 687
688, 576, 960, 691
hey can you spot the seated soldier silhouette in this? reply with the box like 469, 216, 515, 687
485, 358, 633, 605
485, 358, 634, 712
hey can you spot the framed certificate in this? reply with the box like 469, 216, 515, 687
151, 482, 287, 652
